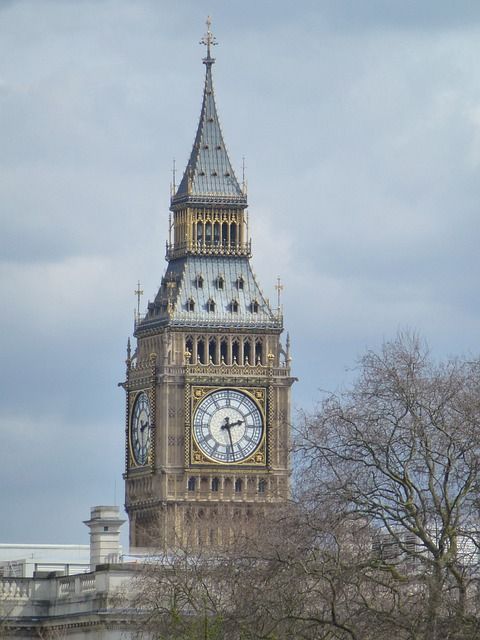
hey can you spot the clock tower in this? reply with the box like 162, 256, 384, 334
123, 20, 295, 550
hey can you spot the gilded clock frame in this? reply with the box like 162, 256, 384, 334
186, 385, 267, 467
128, 389, 155, 469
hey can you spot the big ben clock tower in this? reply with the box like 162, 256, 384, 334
123, 20, 295, 550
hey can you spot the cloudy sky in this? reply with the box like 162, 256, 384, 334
1, 0, 480, 546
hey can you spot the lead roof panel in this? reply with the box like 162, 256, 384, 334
139, 256, 280, 331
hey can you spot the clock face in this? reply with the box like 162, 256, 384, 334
131, 392, 151, 465
193, 389, 264, 463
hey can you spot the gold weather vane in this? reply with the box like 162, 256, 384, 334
200, 16, 218, 60
134, 281, 144, 317
275, 276, 284, 315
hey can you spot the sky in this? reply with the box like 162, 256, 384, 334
1, 0, 480, 546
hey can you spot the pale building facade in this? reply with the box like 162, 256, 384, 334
0, 506, 135, 639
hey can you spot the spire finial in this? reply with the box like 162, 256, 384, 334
134, 281, 144, 318
200, 16, 217, 64
275, 276, 284, 315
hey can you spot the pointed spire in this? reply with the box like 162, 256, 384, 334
171, 18, 247, 209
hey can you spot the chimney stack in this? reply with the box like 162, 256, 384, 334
84, 506, 126, 570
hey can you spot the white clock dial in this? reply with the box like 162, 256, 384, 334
131, 392, 151, 465
193, 389, 263, 463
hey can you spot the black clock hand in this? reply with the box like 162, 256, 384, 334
226, 426, 235, 462
220, 417, 236, 462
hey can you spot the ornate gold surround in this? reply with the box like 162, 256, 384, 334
185, 385, 267, 467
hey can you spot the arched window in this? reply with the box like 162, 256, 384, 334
230, 223, 237, 244
222, 222, 228, 245
231, 299, 239, 312
220, 338, 228, 363
197, 338, 206, 364
186, 298, 195, 311
255, 339, 263, 365
207, 298, 216, 312
251, 300, 259, 313
205, 222, 212, 245
196, 222, 203, 243
258, 479, 266, 494
232, 340, 239, 364
188, 477, 196, 492
211, 478, 219, 492
214, 222, 220, 245
196, 274, 204, 288
185, 337, 193, 362
236, 276, 244, 290
209, 337, 216, 363
216, 275, 224, 289
244, 340, 252, 365
235, 478, 242, 493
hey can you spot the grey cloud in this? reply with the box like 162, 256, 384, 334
1, 0, 479, 544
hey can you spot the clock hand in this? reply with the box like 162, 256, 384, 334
226, 426, 235, 462
220, 417, 235, 461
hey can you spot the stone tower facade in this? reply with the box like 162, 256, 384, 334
123, 22, 295, 550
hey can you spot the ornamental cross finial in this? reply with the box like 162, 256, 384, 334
134, 280, 144, 316
200, 16, 217, 62
275, 276, 284, 312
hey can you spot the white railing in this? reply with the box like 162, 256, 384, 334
0, 578, 30, 599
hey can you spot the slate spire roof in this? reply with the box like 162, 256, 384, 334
171, 22, 247, 208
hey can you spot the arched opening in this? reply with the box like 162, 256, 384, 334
214, 222, 220, 245
188, 477, 196, 492
209, 337, 216, 363
196, 274, 204, 288
251, 300, 259, 313
197, 338, 205, 364
211, 478, 219, 492
244, 340, 252, 365
205, 222, 212, 245
231, 299, 239, 312
232, 340, 239, 364
222, 222, 228, 245
235, 478, 242, 493
186, 298, 195, 312
196, 222, 203, 244
258, 479, 266, 494
217, 275, 224, 289
255, 339, 263, 365
230, 223, 237, 244
185, 337, 193, 361
220, 338, 228, 363
207, 299, 216, 313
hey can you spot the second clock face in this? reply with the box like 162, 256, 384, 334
193, 389, 264, 463
131, 392, 151, 466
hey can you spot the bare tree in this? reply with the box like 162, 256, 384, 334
130, 334, 480, 640
296, 333, 480, 639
